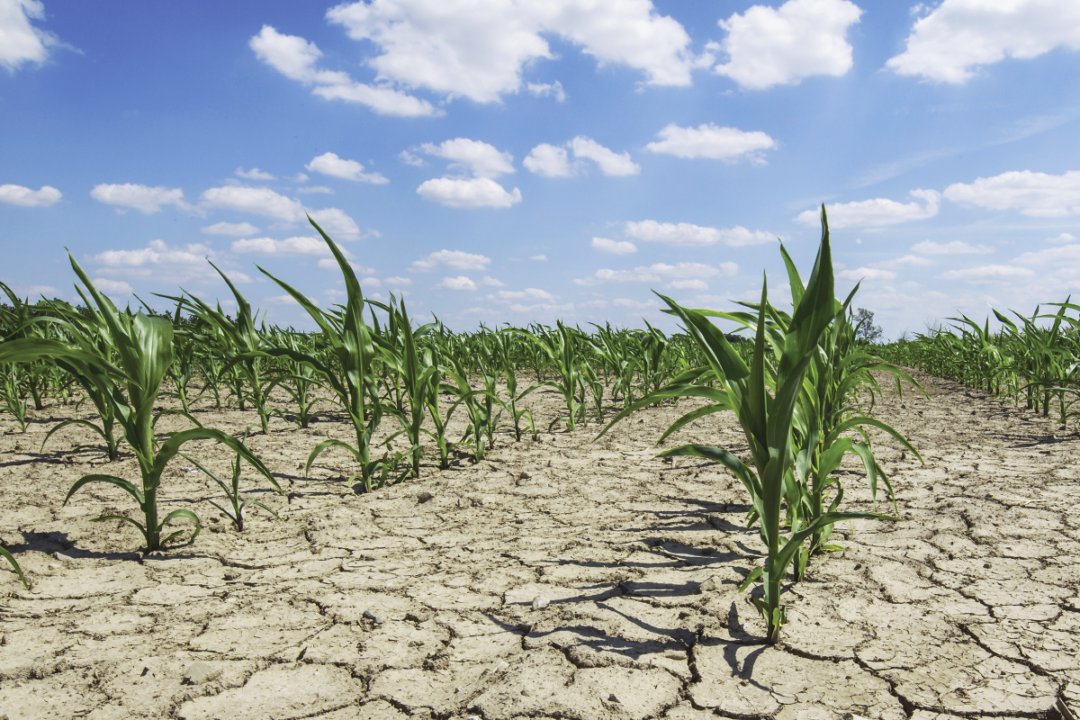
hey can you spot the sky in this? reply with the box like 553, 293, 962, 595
1, 0, 1079, 339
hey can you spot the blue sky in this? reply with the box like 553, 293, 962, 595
2, 0, 1078, 338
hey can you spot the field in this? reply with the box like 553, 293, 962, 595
2, 220, 1079, 719
1, 370, 1077, 719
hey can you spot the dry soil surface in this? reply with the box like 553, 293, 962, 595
1, 374, 1078, 720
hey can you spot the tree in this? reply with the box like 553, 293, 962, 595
852, 307, 883, 344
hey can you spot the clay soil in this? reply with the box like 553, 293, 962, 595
1, 373, 1078, 720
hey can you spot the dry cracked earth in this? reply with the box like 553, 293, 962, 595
0, 373, 1078, 719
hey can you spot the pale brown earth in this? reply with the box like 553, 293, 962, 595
0, 373, 1078, 720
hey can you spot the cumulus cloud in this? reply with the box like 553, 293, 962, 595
0, 183, 61, 207
200, 185, 305, 222
577, 261, 736, 285
568, 137, 639, 176
524, 137, 639, 178
308, 207, 363, 240
0, 0, 55, 71
235, 167, 275, 181
202, 221, 259, 237
438, 275, 478, 291
798, 190, 940, 229
887, 0, 1080, 84
231, 236, 328, 256
1049, 232, 1077, 245
911, 240, 993, 256
411, 249, 491, 272
591, 237, 637, 255
416, 177, 522, 208
249, 25, 438, 117
91, 278, 133, 295
93, 243, 209, 274
523, 144, 573, 178
713, 0, 862, 90
526, 81, 566, 102
668, 279, 708, 291
529, 254, 547, 262
417, 138, 514, 178
625, 220, 774, 247
325, 0, 696, 104
940, 264, 1036, 283
497, 288, 555, 302
837, 267, 897, 282
306, 151, 388, 184
645, 123, 776, 162
90, 183, 186, 214
943, 170, 1080, 217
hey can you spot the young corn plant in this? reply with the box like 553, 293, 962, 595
165, 261, 274, 433
184, 446, 279, 532
1, 542, 29, 588
605, 208, 889, 643
257, 216, 389, 491
0, 255, 277, 552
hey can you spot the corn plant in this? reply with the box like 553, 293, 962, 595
184, 445, 278, 532
1, 542, 29, 588
383, 296, 440, 477
0, 255, 277, 551
265, 329, 324, 429
257, 217, 389, 491
605, 208, 891, 643
164, 262, 274, 433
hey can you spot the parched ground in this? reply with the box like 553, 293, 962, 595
0, 373, 1078, 720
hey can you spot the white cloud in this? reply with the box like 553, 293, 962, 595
645, 123, 776, 162
1049, 232, 1076, 245
798, 190, 940, 229
497, 288, 555, 302
438, 275, 478, 291
525, 137, 639, 178
0, 183, 61, 207
418, 138, 514, 178
529, 254, 547, 262
416, 177, 522, 208
911, 240, 993, 256
668, 279, 708, 291
569, 137, 639, 176
480, 275, 503, 287
296, 185, 334, 195
837, 267, 897, 282
384, 275, 412, 286
411, 249, 490, 272
613, 298, 656, 310
577, 261, 736, 285
231, 236, 328, 256
91, 278, 133, 295
943, 170, 1080, 217
308, 207, 362, 241
0, 0, 54, 71
264, 293, 307, 306
886, 0, 1080, 84
200, 185, 305, 222
91, 183, 186, 214
526, 81, 566, 102
523, 144, 573, 178
94, 239, 209, 270
306, 151, 389, 184
249, 25, 439, 117
235, 167, 275, 181
940, 265, 1036, 283
201, 221, 259, 237
591, 237, 637, 255
325, 0, 695, 104
881, 253, 934, 269
625, 220, 774, 247
713, 0, 862, 90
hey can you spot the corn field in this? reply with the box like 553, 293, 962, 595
2, 213, 1079, 718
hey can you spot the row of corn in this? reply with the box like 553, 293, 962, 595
2, 210, 920, 643
880, 301, 1080, 428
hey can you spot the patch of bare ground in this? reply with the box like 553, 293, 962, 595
0, 373, 1077, 719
